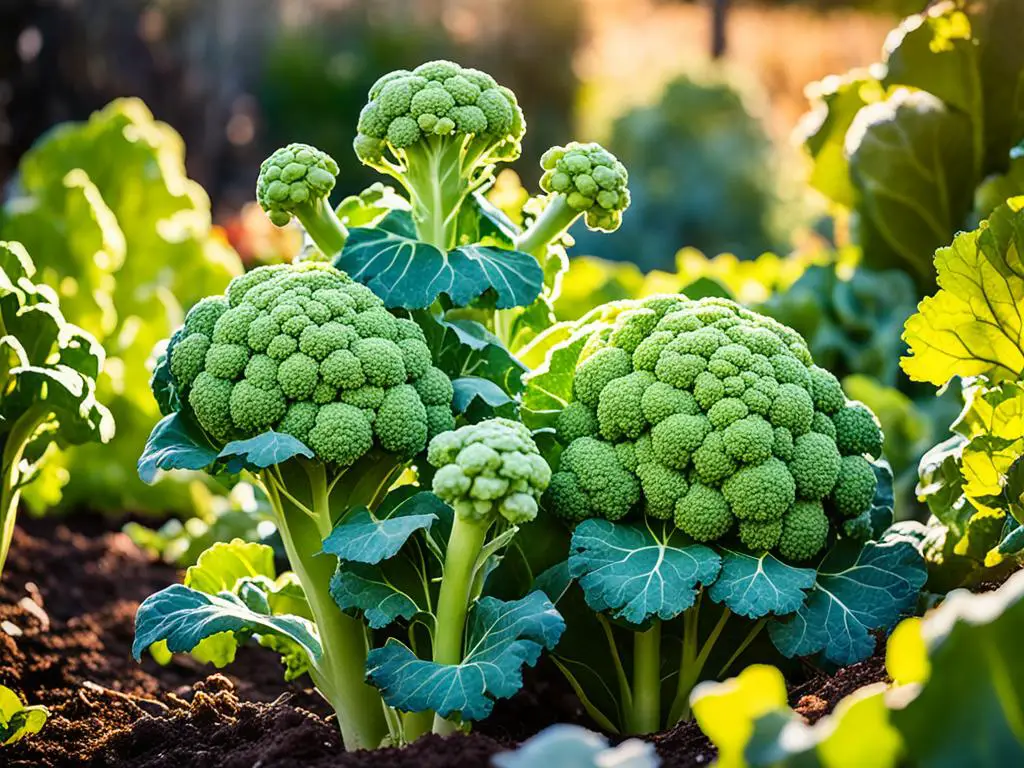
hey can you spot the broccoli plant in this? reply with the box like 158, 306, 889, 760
131, 261, 561, 749
526, 294, 926, 734
255, 61, 632, 362
0, 242, 113, 577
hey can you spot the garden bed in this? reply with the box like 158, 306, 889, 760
0, 516, 892, 767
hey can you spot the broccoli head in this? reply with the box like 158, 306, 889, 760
428, 418, 551, 525
256, 144, 349, 259
542, 295, 884, 562
167, 262, 455, 466
353, 60, 525, 249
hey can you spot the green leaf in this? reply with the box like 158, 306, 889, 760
847, 89, 975, 285
415, 311, 526, 396
137, 412, 219, 484
451, 376, 514, 414
365, 591, 564, 720
492, 724, 658, 768
217, 431, 314, 473
329, 561, 422, 629
708, 549, 815, 619
891, 570, 1024, 765
323, 508, 439, 565
768, 533, 927, 664
0, 685, 47, 746
184, 539, 277, 594
336, 210, 543, 310
335, 182, 410, 229
902, 198, 1024, 386
132, 583, 321, 664
568, 519, 721, 625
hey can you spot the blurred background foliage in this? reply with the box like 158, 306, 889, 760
6, 0, 1021, 541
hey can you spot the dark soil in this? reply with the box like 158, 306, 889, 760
0, 516, 890, 767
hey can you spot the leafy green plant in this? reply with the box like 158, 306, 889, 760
0, 98, 242, 514
0, 685, 48, 746
0, 242, 113, 576
527, 295, 925, 734
493, 724, 658, 768
691, 566, 1024, 766
131, 260, 561, 749
901, 197, 1024, 590
800, 0, 1024, 291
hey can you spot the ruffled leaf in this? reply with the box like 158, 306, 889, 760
708, 549, 816, 619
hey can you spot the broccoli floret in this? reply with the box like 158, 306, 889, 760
428, 418, 550, 525
515, 142, 632, 260
257, 144, 349, 258
543, 295, 888, 559
166, 262, 454, 465
354, 61, 525, 249
778, 500, 829, 561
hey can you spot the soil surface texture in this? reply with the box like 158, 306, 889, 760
0, 516, 889, 767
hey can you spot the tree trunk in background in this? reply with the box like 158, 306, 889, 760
711, 0, 730, 59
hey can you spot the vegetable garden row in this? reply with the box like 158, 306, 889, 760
2, 1, 1024, 766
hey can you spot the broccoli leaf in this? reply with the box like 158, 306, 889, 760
0, 685, 48, 746
416, 311, 526, 396
366, 591, 564, 720
137, 412, 219, 484
323, 491, 446, 565
337, 210, 543, 310
451, 376, 515, 415
184, 539, 277, 594
216, 431, 314, 473
132, 583, 321, 664
902, 198, 1024, 386
329, 560, 423, 629
708, 549, 816, 619
568, 519, 721, 625
768, 533, 927, 665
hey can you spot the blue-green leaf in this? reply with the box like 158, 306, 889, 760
329, 562, 421, 629
768, 533, 927, 664
568, 520, 721, 625
132, 584, 321, 663
365, 591, 564, 720
493, 724, 658, 768
452, 376, 514, 414
416, 311, 526, 396
217, 431, 313, 473
708, 549, 816, 619
137, 412, 219, 484
337, 210, 543, 310
323, 491, 446, 564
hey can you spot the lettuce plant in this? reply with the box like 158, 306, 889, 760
131, 261, 560, 749
0, 242, 113, 576
901, 197, 1024, 590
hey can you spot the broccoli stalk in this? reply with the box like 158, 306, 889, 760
258, 453, 402, 748
408, 419, 551, 737
515, 143, 631, 260
353, 61, 525, 250
257, 143, 349, 258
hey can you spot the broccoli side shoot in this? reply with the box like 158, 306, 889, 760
353, 60, 525, 249
257, 143, 349, 258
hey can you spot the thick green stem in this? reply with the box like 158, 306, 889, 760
514, 196, 580, 261
295, 196, 349, 260
431, 513, 490, 735
0, 408, 47, 579
262, 456, 401, 750
627, 621, 663, 734
401, 136, 480, 251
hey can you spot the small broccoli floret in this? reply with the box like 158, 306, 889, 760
778, 500, 829, 561
257, 144, 349, 258
515, 141, 631, 260
832, 402, 884, 458
166, 262, 455, 467
544, 437, 639, 522
428, 418, 550, 525
354, 61, 525, 249
546, 294, 887, 559
830, 455, 878, 517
